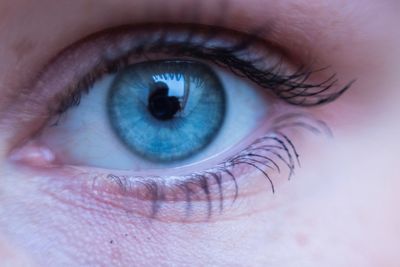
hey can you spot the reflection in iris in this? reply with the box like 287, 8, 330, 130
108, 60, 226, 163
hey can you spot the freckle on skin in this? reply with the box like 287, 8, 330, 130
12, 38, 35, 61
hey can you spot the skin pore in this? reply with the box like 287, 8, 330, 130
0, 0, 400, 266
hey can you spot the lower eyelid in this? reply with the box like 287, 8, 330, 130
10, 112, 328, 222
32, 165, 273, 223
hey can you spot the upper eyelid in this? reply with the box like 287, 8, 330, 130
0, 23, 280, 154
46, 24, 351, 113
32, 24, 348, 115
14, 24, 276, 117
2, 23, 352, 154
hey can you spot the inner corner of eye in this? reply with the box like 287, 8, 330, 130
34, 57, 270, 172
9, 140, 57, 167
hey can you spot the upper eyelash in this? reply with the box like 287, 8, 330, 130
51, 24, 354, 117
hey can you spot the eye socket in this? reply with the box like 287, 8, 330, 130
9, 24, 351, 219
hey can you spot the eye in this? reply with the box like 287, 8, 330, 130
39, 58, 267, 170
10, 24, 352, 220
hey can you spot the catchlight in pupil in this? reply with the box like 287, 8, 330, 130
148, 81, 182, 121
108, 60, 226, 163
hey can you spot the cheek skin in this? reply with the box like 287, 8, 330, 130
0, 166, 287, 266
0, 139, 396, 267
2, 128, 399, 267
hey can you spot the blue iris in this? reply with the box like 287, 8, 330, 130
108, 60, 226, 162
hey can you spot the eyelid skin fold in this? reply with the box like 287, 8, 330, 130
1, 24, 351, 149
48, 24, 351, 114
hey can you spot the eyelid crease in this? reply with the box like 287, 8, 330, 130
37, 23, 353, 118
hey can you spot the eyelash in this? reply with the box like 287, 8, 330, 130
28, 24, 351, 220
82, 112, 329, 220
50, 24, 353, 116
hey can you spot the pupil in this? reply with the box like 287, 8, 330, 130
148, 82, 182, 121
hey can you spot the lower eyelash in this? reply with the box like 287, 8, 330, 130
89, 112, 330, 220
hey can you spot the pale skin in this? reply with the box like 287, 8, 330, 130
0, 0, 399, 266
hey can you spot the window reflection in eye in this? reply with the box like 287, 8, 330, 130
12, 24, 351, 219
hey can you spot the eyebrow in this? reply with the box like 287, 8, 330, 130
0, 0, 344, 61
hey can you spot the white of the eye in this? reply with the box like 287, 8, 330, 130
39, 66, 269, 171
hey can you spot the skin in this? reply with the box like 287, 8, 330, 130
0, 0, 399, 266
